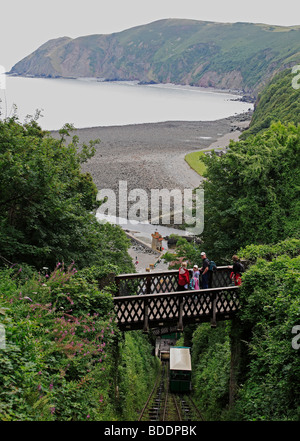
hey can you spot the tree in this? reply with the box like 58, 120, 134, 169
233, 243, 300, 420
200, 122, 300, 262
0, 117, 132, 271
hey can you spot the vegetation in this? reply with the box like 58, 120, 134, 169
200, 122, 300, 263
0, 264, 158, 420
191, 322, 231, 420
10, 19, 300, 93
0, 116, 158, 421
117, 332, 160, 420
241, 68, 300, 138
169, 68, 300, 421
0, 117, 133, 272
189, 240, 300, 421
235, 244, 300, 420
184, 151, 207, 176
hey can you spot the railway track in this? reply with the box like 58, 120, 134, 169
138, 362, 204, 422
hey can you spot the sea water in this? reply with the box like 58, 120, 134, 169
1, 75, 252, 130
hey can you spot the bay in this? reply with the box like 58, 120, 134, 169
1, 75, 252, 130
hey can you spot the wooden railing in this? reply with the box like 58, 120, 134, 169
113, 285, 240, 332
115, 266, 232, 297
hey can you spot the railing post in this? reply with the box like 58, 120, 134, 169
210, 291, 217, 328
115, 277, 120, 296
143, 298, 149, 333
146, 275, 151, 294
177, 295, 184, 331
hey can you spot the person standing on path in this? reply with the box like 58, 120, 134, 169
200, 252, 209, 289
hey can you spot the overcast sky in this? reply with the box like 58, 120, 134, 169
1, 0, 300, 70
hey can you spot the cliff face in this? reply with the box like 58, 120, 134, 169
10, 19, 300, 94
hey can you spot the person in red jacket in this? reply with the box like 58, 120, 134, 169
228, 255, 244, 286
177, 262, 190, 291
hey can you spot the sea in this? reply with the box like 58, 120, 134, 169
1, 75, 252, 131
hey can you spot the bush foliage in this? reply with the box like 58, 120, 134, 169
241, 68, 300, 138
0, 265, 157, 420
235, 252, 300, 420
190, 241, 300, 421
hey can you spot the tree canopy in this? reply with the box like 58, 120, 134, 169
0, 117, 132, 272
200, 122, 300, 262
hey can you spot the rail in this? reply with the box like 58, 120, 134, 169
138, 361, 205, 421
113, 285, 240, 331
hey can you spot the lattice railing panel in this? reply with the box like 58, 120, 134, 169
148, 295, 179, 321
150, 274, 178, 294
114, 286, 240, 331
211, 269, 232, 288
115, 297, 145, 325
118, 278, 146, 296
216, 290, 240, 315
182, 294, 212, 318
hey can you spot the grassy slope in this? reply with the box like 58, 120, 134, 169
241, 68, 300, 138
185, 151, 207, 176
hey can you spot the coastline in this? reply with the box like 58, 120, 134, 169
7, 73, 253, 100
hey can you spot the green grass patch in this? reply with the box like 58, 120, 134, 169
185, 151, 207, 176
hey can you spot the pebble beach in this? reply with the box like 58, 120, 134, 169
52, 112, 252, 271
57, 112, 252, 195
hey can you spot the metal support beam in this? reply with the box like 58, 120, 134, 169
143, 298, 149, 333
210, 292, 217, 328
177, 296, 184, 331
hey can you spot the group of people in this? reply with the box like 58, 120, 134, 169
177, 251, 211, 291
177, 252, 244, 291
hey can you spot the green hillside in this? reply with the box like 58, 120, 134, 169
241, 68, 300, 137
10, 19, 300, 94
